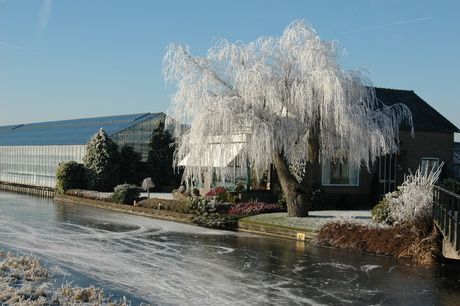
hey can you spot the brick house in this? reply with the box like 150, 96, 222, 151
185, 88, 459, 208
322, 88, 459, 208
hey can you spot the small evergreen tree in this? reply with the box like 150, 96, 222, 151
119, 145, 143, 185
55, 161, 86, 193
83, 128, 121, 191
147, 122, 176, 190
112, 183, 140, 205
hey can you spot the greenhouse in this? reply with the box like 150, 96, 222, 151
0, 112, 166, 188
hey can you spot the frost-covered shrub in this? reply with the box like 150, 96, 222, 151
189, 214, 240, 229
384, 163, 443, 227
66, 189, 112, 202
371, 197, 395, 225
438, 178, 460, 195
228, 202, 283, 216
137, 198, 190, 213
205, 186, 237, 203
177, 185, 186, 194
187, 196, 216, 215
112, 184, 140, 205
187, 196, 234, 216
56, 161, 86, 194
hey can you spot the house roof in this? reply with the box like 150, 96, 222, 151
0, 112, 163, 146
375, 87, 460, 133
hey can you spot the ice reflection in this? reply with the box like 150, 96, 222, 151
1, 191, 460, 305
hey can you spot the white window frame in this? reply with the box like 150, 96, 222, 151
421, 157, 439, 176
322, 161, 360, 186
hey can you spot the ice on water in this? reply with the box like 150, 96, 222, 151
0, 192, 455, 305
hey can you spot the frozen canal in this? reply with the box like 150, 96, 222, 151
1, 191, 460, 305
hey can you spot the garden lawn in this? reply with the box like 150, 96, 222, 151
241, 210, 372, 231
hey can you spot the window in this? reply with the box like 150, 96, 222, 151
322, 161, 359, 186
421, 158, 439, 176
249, 168, 270, 190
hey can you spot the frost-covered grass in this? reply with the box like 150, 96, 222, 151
241, 210, 372, 231
0, 251, 130, 305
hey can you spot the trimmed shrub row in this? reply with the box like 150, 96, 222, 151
65, 189, 113, 202
137, 198, 190, 213
228, 202, 283, 216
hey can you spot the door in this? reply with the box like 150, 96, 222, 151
379, 154, 397, 197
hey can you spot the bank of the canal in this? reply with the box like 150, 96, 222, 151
54, 193, 371, 242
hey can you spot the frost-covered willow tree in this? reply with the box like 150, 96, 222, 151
163, 20, 413, 217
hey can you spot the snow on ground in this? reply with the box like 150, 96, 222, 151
243, 210, 372, 231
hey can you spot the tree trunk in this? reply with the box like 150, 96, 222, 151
272, 134, 320, 218
273, 153, 312, 217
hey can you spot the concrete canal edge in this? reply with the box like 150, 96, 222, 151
54, 194, 317, 242
238, 220, 317, 241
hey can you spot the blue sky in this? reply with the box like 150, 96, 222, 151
1, 0, 459, 140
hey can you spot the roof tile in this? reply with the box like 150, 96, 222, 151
375, 87, 459, 133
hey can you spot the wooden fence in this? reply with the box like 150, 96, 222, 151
433, 185, 460, 255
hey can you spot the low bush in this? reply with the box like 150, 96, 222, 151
56, 161, 86, 194
205, 187, 227, 197
372, 164, 442, 231
185, 195, 239, 228
137, 198, 190, 213
371, 198, 393, 225
314, 220, 441, 264
112, 184, 140, 205
205, 186, 238, 203
66, 189, 112, 202
189, 214, 240, 229
228, 202, 284, 216
187, 196, 215, 214
185, 196, 231, 213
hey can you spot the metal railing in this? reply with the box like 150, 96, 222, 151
433, 185, 460, 254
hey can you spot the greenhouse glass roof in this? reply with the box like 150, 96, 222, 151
0, 112, 162, 146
